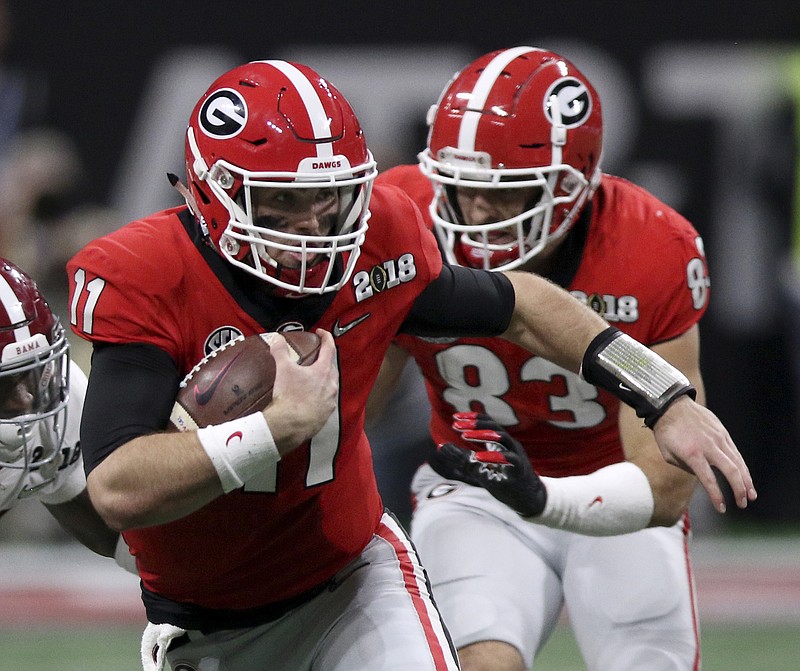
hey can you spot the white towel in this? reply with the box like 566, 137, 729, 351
140, 621, 187, 671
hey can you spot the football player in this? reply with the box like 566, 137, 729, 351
0, 258, 131, 568
66, 59, 753, 671
369, 46, 718, 670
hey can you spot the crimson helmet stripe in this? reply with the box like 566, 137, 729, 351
258, 60, 335, 160
457, 46, 537, 152
0, 272, 31, 342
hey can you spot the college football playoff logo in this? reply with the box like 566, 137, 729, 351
543, 77, 592, 129
199, 88, 248, 138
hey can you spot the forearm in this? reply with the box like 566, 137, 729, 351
501, 271, 607, 372
434, 416, 656, 536
540, 410, 698, 531
532, 462, 655, 536
87, 332, 339, 531
87, 431, 224, 530
44, 489, 121, 557
90, 412, 313, 531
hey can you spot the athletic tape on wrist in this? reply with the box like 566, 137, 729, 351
197, 412, 279, 493
580, 327, 696, 428
530, 462, 655, 536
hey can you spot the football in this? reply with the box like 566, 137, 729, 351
169, 331, 322, 432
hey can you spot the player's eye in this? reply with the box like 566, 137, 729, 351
314, 189, 336, 205
0, 372, 29, 397
253, 214, 290, 232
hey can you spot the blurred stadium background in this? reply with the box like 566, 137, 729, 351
0, 0, 798, 668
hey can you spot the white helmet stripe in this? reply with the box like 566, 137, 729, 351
259, 60, 334, 159
0, 273, 31, 342
457, 46, 537, 151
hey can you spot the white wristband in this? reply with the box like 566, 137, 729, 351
530, 462, 655, 536
197, 412, 280, 493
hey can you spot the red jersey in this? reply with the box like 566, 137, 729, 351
378, 164, 710, 477
67, 184, 442, 609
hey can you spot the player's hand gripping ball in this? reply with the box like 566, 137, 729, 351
169, 331, 321, 432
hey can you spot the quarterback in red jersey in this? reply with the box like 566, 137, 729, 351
371, 47, 718, 670
67, 59, 751, 671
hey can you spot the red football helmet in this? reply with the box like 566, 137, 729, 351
0, 258, 70, 490
419, 46, 603, 271
183, 60, 377, 295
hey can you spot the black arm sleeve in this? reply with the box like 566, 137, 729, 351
80, 343, 181, 475
400, 265, 516, 338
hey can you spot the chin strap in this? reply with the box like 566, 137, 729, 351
167, 172, 210, 240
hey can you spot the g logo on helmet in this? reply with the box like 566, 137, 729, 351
199, 88, 248, 138
543, 77, 592, 129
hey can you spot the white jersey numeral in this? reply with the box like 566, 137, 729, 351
70, 268, 106, 335
435, 344, 606, 430
244, 396, 342, 492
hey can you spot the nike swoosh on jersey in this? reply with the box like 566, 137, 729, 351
193, 354, 242, 405
332, 313, 371, 337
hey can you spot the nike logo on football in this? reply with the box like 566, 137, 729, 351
589, 496, 604, 508
193, 354, 241, 405
332, 313, 371, 337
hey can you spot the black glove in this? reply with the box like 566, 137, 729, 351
428, 412, 547, 518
